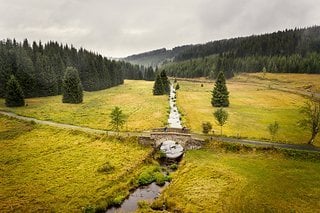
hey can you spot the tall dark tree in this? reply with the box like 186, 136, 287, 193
211, 71, 229, 107
153, 74, 164, 95
144, 66, 155, 81
160, 70, 170, 94
5, 75, 25, 107
62, 67, 83, 104
0, 39, 126, 98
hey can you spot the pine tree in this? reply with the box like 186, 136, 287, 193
160, 70, 170, 94
211, 71, 229, 107
109, 106, 127, 132
5, 75, 25, 107
62, 67, 83, 104
153, 74, 164, 95
175, 83, 180, 90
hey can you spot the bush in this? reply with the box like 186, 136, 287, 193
138, 200, 150, 210
97, 162, 115, 173
155, 172, 167, 186
138, 166, 160, 185
137, 165, 170, 186
112, 195, 126, 206
169, 163, 178, 171
151, 199, 165, 210
202, 122, 212, 134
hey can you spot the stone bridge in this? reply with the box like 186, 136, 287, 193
139, 128, 205, 150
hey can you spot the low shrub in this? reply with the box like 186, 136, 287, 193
151, 199, 164, 210
97, 161, 115, 173
137, 165, 170, 186
169, 163, 178, 170
155, 172, 167, 186
112, 195, 126, 206
138, 166, 160, 185
137, 200, 150, 209
202, 122, 212, 134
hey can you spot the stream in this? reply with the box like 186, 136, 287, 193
106, 83, 182, 213
106, 182, 169, 213
168, 84, 182, 128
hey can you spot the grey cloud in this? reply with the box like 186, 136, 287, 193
0, 0, 319, 57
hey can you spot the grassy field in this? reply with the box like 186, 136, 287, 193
175, 74, 320, 145
0, 115, 153, 212
237, 73, 320, 94
155, 146, 320, 212
0, 80, 168, 131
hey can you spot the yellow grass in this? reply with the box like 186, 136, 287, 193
0, 115, 152, 212
236, 72, 320, 93
176, 75, 320, 145
158, 148, 320, 212
0, 80, 168, 131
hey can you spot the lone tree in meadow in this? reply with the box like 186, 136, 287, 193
298, 97, 320, 145
175, 83, 180, 90
213, 108, 229, 135
5, 75, 25, 107
109, 106, 127, 132
268, 121, 279, 140
62, 67, 83, 104
211, 71, 229, 107
160, 70, 170, 94
153, 74, 164, 95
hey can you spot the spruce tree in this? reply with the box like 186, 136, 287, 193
62, 67, 83, 104
160, 70, 170, 94
211, 71, 229, 107
5, 75, 25, 107
153, 74, 164, 95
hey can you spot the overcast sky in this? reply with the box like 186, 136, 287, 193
0, 0, 319, 57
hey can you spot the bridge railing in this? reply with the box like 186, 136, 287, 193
152, 127, 190, 134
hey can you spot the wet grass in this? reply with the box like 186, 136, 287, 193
155, 146, 320, 212
0, 80, 168, 131
238, 72, 320, 93
0, 115, 153, 212
176, 74, 320, 146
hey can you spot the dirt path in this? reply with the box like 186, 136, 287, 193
1, 110, 319, 152
0, 110, 149, 137
192, 133, 320, 152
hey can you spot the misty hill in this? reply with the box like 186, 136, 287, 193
125, 26, 320, 78
123, 45, 192, 67
0, 39, 146, 98
175, 26, 320, 61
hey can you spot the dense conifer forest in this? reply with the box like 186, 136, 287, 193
0, 39, 153, 98
125, 26, 320, 78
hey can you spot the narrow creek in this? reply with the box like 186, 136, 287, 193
168, 84, 182, 128
106, 83, 182, 213
106, 182, 169, 213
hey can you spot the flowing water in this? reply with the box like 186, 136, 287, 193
106, 84, 182, 212
106, 182, 168, 213
168, 84, 182, 128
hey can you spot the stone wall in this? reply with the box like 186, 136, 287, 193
139, 132, 205, 150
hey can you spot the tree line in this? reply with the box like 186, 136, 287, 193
162, 51, 320, 79
175, 26, 320, 61
0, 39, 154, 99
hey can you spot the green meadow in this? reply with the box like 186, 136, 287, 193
154, 145, 320, 212
0, 80, 168, 132
0, 115, 153, 212
175, 73, 320, 146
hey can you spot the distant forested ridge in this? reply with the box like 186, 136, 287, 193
123, 45, 192, 67
0, 39, 148, 98
125, 26, 320, 78
175, 26, 320, 61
